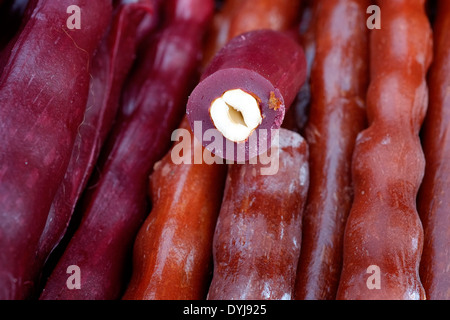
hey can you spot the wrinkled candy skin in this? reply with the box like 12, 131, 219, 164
40, 0, 213, 300
207, 128, 309, 300
417, 0, 450, 300
0, 0, 112, 300
294, 0, 369, 300
336, 0, 432, 300
187, 29, 306, 161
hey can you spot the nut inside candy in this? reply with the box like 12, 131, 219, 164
209, 89, 262, 142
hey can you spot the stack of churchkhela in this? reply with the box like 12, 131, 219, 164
126, 0, 311, 300
40, 0, 213, 299
0, 0, 448, 301
0, 0, 114, 299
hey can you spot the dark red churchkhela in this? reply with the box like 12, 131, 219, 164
336, 0, 432, 299
202, 0, 301, 68
417, 0, 450, 300
34, 0, 158, 296
121, 0, 304, 300
207, 129, 309, 300
186, 29, 306, 161
0, 0, 112, 300
122, 119, 227, 300
40, 0, 213, 300
294, 0, 369, 300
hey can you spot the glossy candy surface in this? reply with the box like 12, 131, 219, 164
187, 29, 306, 161
0, 0, 112, 300
35, 0, 158, 292
294, 0, 369, 300
336, 0, 432, 300
40, 0, 213, 300
207, 128, 309, 300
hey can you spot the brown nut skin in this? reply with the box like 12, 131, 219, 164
122, 119, 227, 300
207, 129, 309, 300
294, 0, 369, 300
336, 0, 432, 300
417, 0, 450, 300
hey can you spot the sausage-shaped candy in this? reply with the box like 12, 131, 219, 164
227, 0, 301, 40
202, 0, 301, 69
336, 0, 432, 300
187, 29, 307, 162
417, 0, 450, 300
294, 0, 369, 300
123, 0, 304, 300
0, 0, 112, 300
35, 0, 158, 293
207, 128, 309, 300
122, 119, 227, 300
39, 0, 213, 300
0, 0, 29, 53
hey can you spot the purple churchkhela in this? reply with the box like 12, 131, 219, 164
39, 0, 213, 300
186, 29, 306, 161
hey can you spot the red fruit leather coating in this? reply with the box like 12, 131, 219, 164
187, 29, 306, 161
202, 0, 301, 71
33, 0, 158, 295
336, 0, 432, 300
417, 0, 450, 300
0, 0, 112, 300
39, 0, 213, 300
201, 0, 240, 69
122, 119, 227, 300
207, 129, 309, 300
227, 0, 301, 40
294, 0, 369, 300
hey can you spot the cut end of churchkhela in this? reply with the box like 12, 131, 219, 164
186, 29, 307, 162
209, 88, 263, 143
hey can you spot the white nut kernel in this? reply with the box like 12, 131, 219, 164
209, 89, 262, 142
